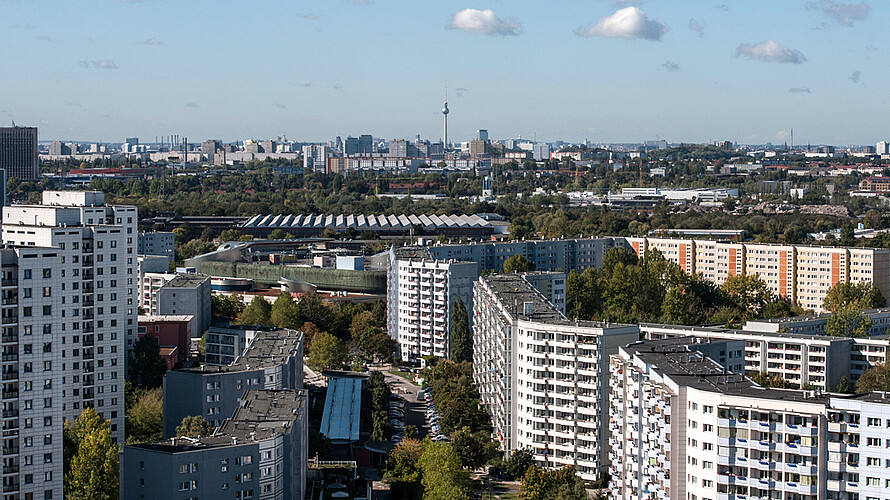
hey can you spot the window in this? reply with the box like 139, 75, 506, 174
42, 269, 51, 279
866, 477, 880, 486
867, 437, 882, 447
23, 270, 31, 280
867, 417, 881, 427
42, 287, 51, 297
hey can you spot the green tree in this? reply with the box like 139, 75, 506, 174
503, 254, 536, 273
385, 438, 424, 500
856, 363, 890, 393
505, 448, 536, 480
219, 229, 244, 242
748, 371, 794, 389
270, 292, 301, 329
721, 274, 775, 319
64, 408, 120, 500
826, 308, 873, 338
239, 296, 272, 326
449, 298, 472, 363
128, 333, 168, 389
451, 426, 499, 469
836, 376, 852, 394
296, 293, 335, 334
519, 465, 587, 500
176, 415, 213, 437
419, 441, 473, 500
308, 331, 348, 370
661, 284, 706, 325
126, 387, 163, 444
824, 282, 887, 312
268, 228, 287, 240
211, 293, 245, 318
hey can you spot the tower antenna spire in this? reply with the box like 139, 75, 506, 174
442, 80, 449, 150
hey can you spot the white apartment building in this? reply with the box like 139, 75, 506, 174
137, 231, 174, 260
386, 251, 477, 361
642, 323, 890, 392
610, 338, 890, 500
0, 191, 136, 499
473, 273, 638, 481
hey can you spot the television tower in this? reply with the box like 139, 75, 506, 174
442, 81, 449, 150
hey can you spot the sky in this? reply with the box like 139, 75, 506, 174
0, 0, 885, 145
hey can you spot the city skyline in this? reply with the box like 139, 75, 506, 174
2, 0, 886, 145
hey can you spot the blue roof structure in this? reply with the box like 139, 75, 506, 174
320, 376, 363, 443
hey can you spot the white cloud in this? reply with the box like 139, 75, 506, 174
662, 61, 680, 72
575, 7, 668, 41
447, 9, 522, 36
141, 37, 161, 45
303, 13, 319, 20
275, 103, 287, 109
850, 70, 861, 83
689, 19, 704, 37
93, 60, 118, 69
788, 87, 811, 93
807, 0, 869, 26
736, 40, 807, 64
185, 102, 198, 108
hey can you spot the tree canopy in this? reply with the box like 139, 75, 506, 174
824, 282, 886, 312
176, 415, 214, 437
128, 333, 168, 389
64, 408, 120, 500
449, 297, 472, 363
503, 254, 536, 273
308, 331, 349, 371
239, 296, 273, 326
126, 387, 163, 444
419, 441, 473, 500
856, 363, 890, 393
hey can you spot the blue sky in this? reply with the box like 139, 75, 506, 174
0, 0, 885, 145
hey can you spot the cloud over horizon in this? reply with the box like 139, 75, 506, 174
737, 40, 807, 64
807, 0, 869, 26
575, 7, 668, 41
447, 9, 522, 36
789, 87, 811, 93
79, 60, 119, 69
689, 19, 704, 37
662, 61, 680, 72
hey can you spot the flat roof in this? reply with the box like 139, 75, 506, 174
482, 273, 634, 330
182, 328, 303, 374
163, 273, 209, 288
320, 376, 363, 442
128, 389, 305, 452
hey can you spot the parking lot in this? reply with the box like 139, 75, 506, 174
382, 371, 429, 440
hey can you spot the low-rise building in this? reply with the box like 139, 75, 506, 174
121, 389, 308, 500
140, 272, 212, 336
138, 314, 193, 368
138, 231, 175, 260
162, 329, 304, 436
204, 325, 264, 366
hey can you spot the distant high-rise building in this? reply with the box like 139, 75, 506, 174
302, 145, 329, 173
48, 140, 71, 156
533, 142, 550, 161
125, 137, 138, 146
469, 140, 487, 157
388, 139, 408, 157
878, 141, 889, 155
0, 126, 38, 180
477, 129, 488, 141
358, 134, 373, 155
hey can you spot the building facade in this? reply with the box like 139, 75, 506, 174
162, 329, 303, 436
137, 232, 175, 260
641, 323, 890, 392
139, 273, 211, 336
387, 252, 476, 361
610, 338, 890, 500
473, 273, 639, 481
0, 127, 38, 181
122, 389, 308, 500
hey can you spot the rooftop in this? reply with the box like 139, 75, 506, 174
320, 375, 365, 442
481, 273, 634, 330
138, 314, 194, 323
128, 389, 306, 453
162, 273, 210, 288
624, 339, 834, 403
184, 328, 303, 374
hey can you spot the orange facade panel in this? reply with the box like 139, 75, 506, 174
831, 254, 842, 285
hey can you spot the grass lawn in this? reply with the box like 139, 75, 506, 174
388, 370, 419, 385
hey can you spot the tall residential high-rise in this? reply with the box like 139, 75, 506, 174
476, 129, 488, 141
0, 190, 137, 499
0, 126, 38, 181
473, 273, 638, 481
609, 337, 890, 500
878, 141, 889, 155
